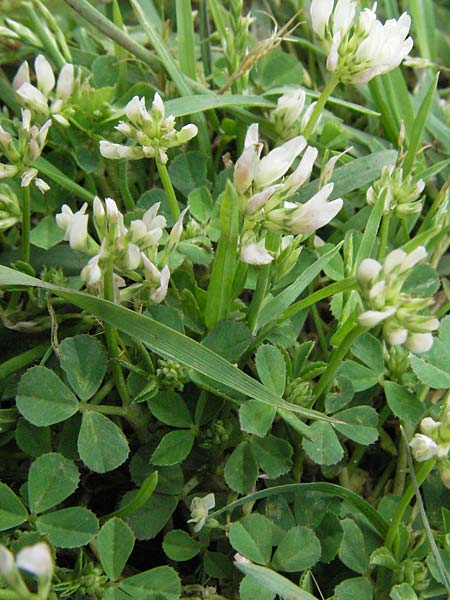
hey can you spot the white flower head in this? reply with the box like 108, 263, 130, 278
16, 542, 53, 578
188, 493, 215, 532
410, 433, 438, 462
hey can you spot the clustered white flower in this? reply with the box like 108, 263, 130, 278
310, 0, 413, 84
188, 493, 215, 532
56, 197, 186, 304
367, 164, 425, 217
0, 108, 51, 192
13, 54, 75, 127
234, 123, 343, 265
357, 246, 439, 353
100, 93, 198, 165
410, 402, 450, 488
271, 89, 318, 141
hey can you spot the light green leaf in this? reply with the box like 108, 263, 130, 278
0, 482, 28, 531
30, 216, 64, 250
229, 514, 273, 565
337, 360, 380, 391
384, 381, 424, 424
338, 519, 370, 574
119, 566, 181, 600
163, 529, 201, 561
202, 320, 252, 362
147, 392, 193, 428
150, 430, 195, 466
36, 507, 99, 548
390, 583, 418, 600
335, 577, 373, 600
59, 335, 107, 401
333, 406, 379, 445
250, 436, 293, 478
255, 344, 286, 396
78, 411, 129, 473
97, 518, 135, 581
302, 421, 344, 465
224, 441, 258, 494
409, 338, 450, 389
272, 526, 321, 572
16, 366, 79, 427
168, 151, 209, 197
28, 453, 79, 514
15, 419, 52, 458
351, 333, 384, 375
239, 401, 276, 437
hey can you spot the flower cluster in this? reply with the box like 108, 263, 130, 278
0, 108, 51, 192
410, 403, 450, 488
13, 54, 75, 127
310, 0, 413, 84
271, 89, 317, 141
56, 197, 186, 304
100, 93, 198, 165
234, 123, 343, 265
367, 165, 425, 217
357, 247, 439, 353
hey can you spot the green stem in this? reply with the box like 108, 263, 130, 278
246, 232, 279, 333
303, 72, 340, 139
24, 1, 66, 69
384, 459, 436, 551
20, 185, 31, 263
0, 343, 48, 381
392, 434, 407, 496
313, 323, 366, 401
156, 161, 180, 221
103, 264, 131, 407
377, 212, 391, 261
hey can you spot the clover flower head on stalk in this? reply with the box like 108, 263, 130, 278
188, 493, 215, 532
367, 164, 425, 217
13, 54, 75, 126
310, 0, 413, 84
357, 246, 439, 352
0, 109, 51, 193
99, 93, 198, 165
272, 88, 318, 140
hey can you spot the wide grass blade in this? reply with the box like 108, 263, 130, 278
235, 562, 317, 600
0, 266, 339, 425
176, 0, 197, 80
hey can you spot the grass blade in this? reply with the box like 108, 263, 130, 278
409, 0, 437, 61
176, 0, 197, 80
235, 562, 317, 600
35, 158, 94, 203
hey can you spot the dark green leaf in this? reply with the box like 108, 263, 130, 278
59, 335, 107, 401
147, 391, 192, 428
384, 381, 424, 424
250, 435, 293, 478
163, 529, 200, 561
119, 566, 181, 600
224, 441, 258, 494
0, 483, 28, 531
36, 507, 99, 548
239, 401, 276, 437
255, 344, 286, 396
28, 453, 79, 514
15, 419, 52, 458
334, 406, 379, 445
150, 430, 195, 466
338, 519, 370, 574
78, 411, 129, 473
272, 526, 321, 572
302, 421, 344, 465
97, 518, 135, 581
229, 514, 273, 565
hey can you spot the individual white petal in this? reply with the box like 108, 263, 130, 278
284, 145, 318, 193
99, 140, 143, 160
152, 92, 165, 118
357, 258, 382, 285
332, 0, 356, 36
56, 63, 74, 99
326, 31, 341, 71
16, 543, 53, 577
384, 325, 408, 346
21, 167, 38, 187
0, 164, 19, 179
245, 185, 281, 215
383, 248, 406, 273
38, 119, 52, 147
310, 0, 334, 38
175, 123, 198, 144
69, 211, 89, 251
405, 332, 433, 354
35, 55, 55, 96
254, 136, 307, 188
233, 145, 260, 194
129, 219, 147, 243
150, 264, 170, 303
16, 82, 49, 114
81, 254, 102, 286
124, 243, 141, 270
13, 61, 30, 91
105, 197, 120, 223
420, 417, 441, 437
0, 546, 14, 576
400, 246, 427, 271
358, 307, 396, 327
244, 123, 259, 147
34, 178, 50, 194
240, 240, 273, 265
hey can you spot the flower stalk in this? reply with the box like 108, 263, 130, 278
20, 185, 30, 263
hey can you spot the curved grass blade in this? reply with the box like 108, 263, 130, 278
101, 472, 158, 522
235, 561, 317, 600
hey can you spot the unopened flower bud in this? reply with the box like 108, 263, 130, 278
420, 417, 441, 437
35, 55, 55, 96
357, 258, 382, 285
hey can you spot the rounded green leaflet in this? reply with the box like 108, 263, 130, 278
15, 418, 52, 458
272, 526, 321, 572
163, 529, 200, 561
36, 507, 99, 548
28, 453, 79, 514
16, 366, 79, 427
0, 482, 28, 531
119, 566, 181, 600
150, 429, 195, 466
78, 411, 129, 473
229, 514, 273, 565
59, 335, 107, 401
97, 518, 135, 581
